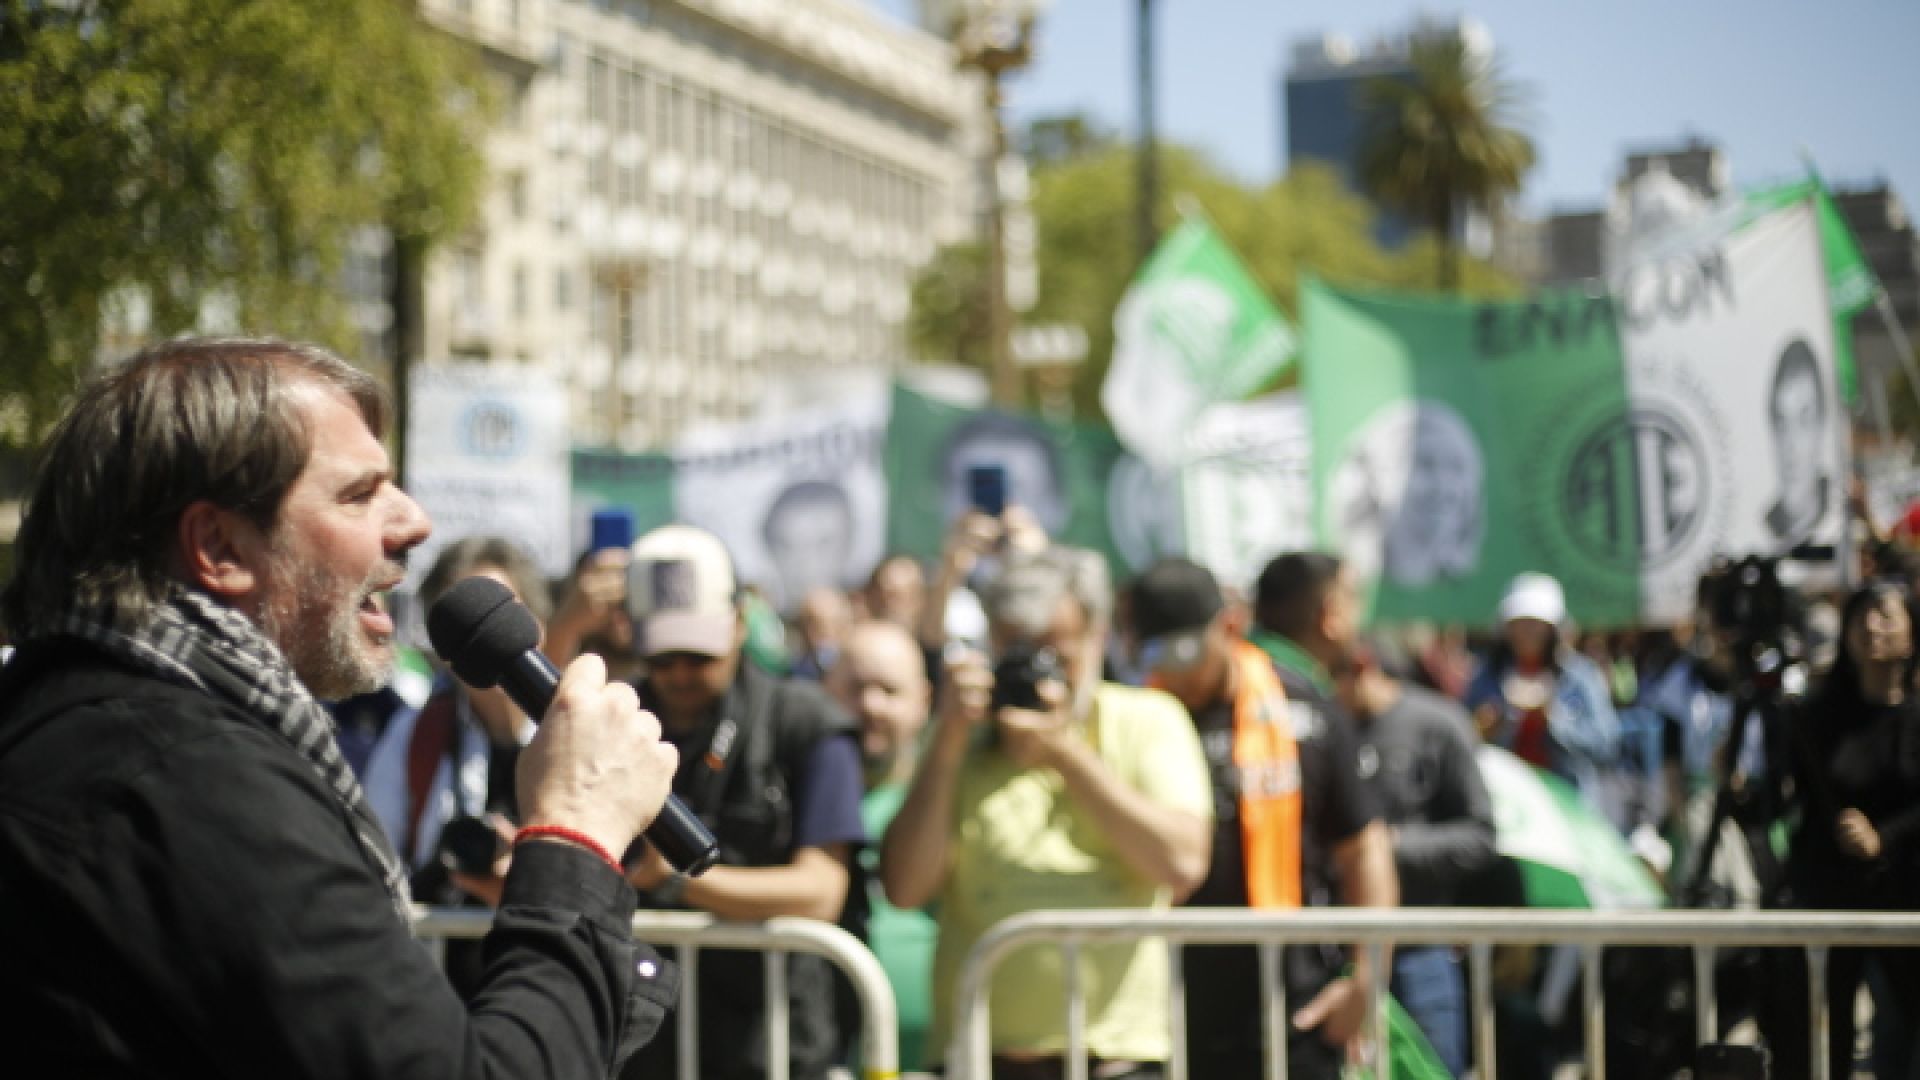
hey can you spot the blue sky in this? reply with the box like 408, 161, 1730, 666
867, 0, 1920, 214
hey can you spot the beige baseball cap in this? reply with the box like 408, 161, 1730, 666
628, 525, 738, 657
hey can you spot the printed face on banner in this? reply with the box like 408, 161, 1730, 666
1765, 340, 1830, 546
1330, 400, 1485, 588
940, 414, 1069, 535
762, 479, 857, 611
671, 378, 891, 615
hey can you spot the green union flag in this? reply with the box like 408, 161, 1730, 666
1303, 278, 1637, 627
1102, 218, 1295, 469
1305, 202, 1846, 627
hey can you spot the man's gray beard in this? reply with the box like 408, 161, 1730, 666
258, 557, 392, 702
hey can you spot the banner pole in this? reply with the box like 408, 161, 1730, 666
1873, 289, 1920, 422
1865, 353, 1895, 443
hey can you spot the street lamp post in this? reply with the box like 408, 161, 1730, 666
937, 0, 1043, 409
1012, 323, 1089, 423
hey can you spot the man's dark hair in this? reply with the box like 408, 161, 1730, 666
762, 479, 855, 548
2, 338, 385, 639
1253, 551, 1344, 641
1769, 338, 1825, 421
1128, 557, 1223, 641
420, 537, 553, 623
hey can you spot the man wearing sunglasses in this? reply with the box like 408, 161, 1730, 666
1127, 557, 1397, 1080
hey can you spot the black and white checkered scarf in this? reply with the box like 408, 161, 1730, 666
40, 589, 413, 919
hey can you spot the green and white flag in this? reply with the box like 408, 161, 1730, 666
1307, 202, 1845, 626
1102, 217, 1296, 469
1178, 393, 1314, 591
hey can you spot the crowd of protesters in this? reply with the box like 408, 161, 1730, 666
321, 489, 1920, 1080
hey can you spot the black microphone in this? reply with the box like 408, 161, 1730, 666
427, 576, 719, 876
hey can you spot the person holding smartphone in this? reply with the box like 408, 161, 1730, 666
915, 465, 1052, 666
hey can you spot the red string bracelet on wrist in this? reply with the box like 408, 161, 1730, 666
514, 824, 624, 875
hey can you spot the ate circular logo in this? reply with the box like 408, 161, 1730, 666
459, 400, 524, 460
1562, 407, 1708, 569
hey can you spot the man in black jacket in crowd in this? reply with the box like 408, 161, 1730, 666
618, 524, 867, 1080
0, 338, 681, 1078
1337, 635, 1497, 1077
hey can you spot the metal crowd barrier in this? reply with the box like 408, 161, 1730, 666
952, 907, 1920, 1080
414, 907, 902, 1080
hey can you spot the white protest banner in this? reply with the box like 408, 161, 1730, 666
1610, 201, 1847, 618
406, 363, 573, 586
671, 376, 891, 612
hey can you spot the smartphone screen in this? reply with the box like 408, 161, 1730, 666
590, 506, 636, 553
968, 464, 1007, 517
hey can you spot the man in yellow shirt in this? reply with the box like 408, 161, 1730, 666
881, 545, 1212, 1079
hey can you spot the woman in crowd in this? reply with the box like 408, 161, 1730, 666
1466, 573, 1625, 828
1772, 579, 1920, 1078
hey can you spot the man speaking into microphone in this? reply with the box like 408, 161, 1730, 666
0, 338, 682, 1078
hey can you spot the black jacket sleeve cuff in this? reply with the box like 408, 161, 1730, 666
502, 838, 638, 928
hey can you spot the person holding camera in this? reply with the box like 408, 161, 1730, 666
1768, 580, 1920, 1078
881, 545, 1212, 1079
617, 524, 868, 1080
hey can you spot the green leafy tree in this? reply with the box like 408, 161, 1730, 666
906, 241, 992, 371
1019, 111, 1117, 169
0, 0, 487, 451
906, 121, 1516, 417
1359, 34, 1535, 291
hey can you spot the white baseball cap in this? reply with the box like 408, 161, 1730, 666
1498, 572, 1567, 627
628, 525, 738, 657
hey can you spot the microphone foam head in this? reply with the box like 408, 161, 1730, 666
426, 576, 542, 689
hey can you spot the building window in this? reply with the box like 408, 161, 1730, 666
457, 249, 484, 311
614, 65, 635, 136
512, 263, 529, 320
587, 55, 609, 126
616, 279, 637, 355
555, 267, 573, 311
590, 280, 612, 347
506, 172, 526, 220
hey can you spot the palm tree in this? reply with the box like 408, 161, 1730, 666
1360, 34, 1535, 291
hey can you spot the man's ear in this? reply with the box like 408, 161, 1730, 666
176, 500, 266, 603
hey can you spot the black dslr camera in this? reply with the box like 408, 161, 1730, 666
990, 643, 1065, 712
1699, 555, 1798, 656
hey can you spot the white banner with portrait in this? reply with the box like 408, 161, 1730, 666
671, 376, 891, 613
1611, 202, 1847, 619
